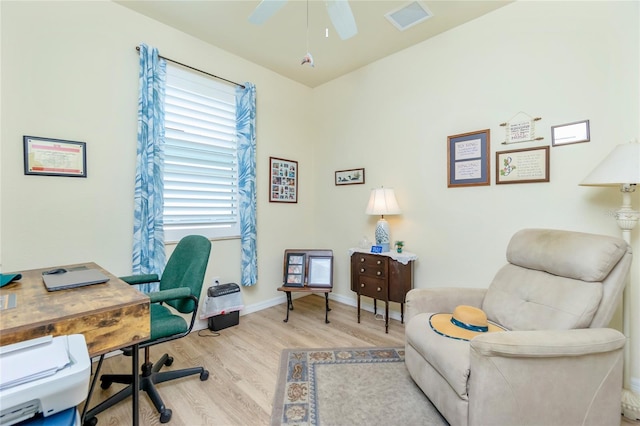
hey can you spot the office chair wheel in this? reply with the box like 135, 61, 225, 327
160, 408, 172, 423
165, 356, 174, 366
200, 370, 209, 380
83, 416, 98, 426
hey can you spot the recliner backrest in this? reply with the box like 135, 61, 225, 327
482, 229, 631, 331
160, 235, 212, 313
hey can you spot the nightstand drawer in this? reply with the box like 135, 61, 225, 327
357, 276, 388, 299
355, 254, 387, 278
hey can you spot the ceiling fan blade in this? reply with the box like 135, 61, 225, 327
248, 0, 288, 25
325, 0, 358, 40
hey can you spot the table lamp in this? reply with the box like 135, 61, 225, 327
365, 187, 401, 252
580, 140, 640, 419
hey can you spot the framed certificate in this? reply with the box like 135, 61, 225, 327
23, 136, 87, 177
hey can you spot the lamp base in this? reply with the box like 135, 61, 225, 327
375, 218, 391, 252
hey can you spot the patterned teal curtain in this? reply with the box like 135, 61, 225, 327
132, 43, 167, 291
236, 83, 257, 286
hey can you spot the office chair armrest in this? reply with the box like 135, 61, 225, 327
119, 274, 160, 285
147, 287, 192, 304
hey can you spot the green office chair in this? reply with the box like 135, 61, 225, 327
83, 235, 212, 425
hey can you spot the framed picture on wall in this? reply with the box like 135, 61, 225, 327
23, 135, 87, 177
447, 129, 490, 187
335, 168, 365, 185
284, 252, 306, 287
270, 157, 298, 203
496, 146, 550, 184
551, 120, 590, 146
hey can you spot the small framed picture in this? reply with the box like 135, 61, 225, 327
551, 120, 590, 146
335, 168, 365, 185
307, 256, 333, 288
270, 157, 298, 203
284, 253, 305, 287
496, 146, 550, 184
447, 129, 490, 187
23, 136, 87, 177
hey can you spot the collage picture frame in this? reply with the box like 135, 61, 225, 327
284, 252, 306, 287
269, 157, 298, 203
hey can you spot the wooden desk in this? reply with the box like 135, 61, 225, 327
0, 262, 150, 425
277, 249, 333, 324
277, 285, 332, 323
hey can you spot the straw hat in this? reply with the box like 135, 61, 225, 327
429, 305, 505, 341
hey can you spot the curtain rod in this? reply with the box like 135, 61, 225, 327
135, 46, 245, 89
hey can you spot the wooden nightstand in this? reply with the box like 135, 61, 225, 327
350, 249, 416, 333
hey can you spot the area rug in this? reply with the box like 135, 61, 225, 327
270, 347, 448, 426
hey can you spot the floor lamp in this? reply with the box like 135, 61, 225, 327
580, 140, 640, 420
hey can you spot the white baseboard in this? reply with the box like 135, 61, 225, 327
193, 292, 405, 332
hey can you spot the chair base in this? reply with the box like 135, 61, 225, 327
83, 353, 209, 425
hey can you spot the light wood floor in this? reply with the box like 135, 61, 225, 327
82, 295, 639, 426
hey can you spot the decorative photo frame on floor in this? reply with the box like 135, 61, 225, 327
447, 129, 490, 187
23, 135, 87, 177
307, 256, 333, 288
335, 168, 365, 185
496, 146, 550, 184
284, 252, 306, 287
270, 157, 298, 203
551, 120, 590, 146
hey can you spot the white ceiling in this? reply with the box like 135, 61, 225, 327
115, 0, 513, 88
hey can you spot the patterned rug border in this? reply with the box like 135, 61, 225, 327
270, 347, 406, 426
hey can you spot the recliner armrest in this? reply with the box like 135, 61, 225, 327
470, 327, 625, 357
119, 274, 160, 285
468, 328, 625, 426
405, 287, 486, 324
147, 287, 192, 304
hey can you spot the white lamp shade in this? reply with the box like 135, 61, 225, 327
580, 141, 640, 186
365, 188, 401, 216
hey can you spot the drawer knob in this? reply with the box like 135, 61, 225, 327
376, 271, 381, 276
361, 283, 365, 288
360, 268, 365, 273
377, 287, 382, 292
376, 260, 381, 265
360, 258, 365, 263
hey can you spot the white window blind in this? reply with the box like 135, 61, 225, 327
163, 64, 239, 242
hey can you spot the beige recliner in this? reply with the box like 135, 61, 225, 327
405, 228, 632, 426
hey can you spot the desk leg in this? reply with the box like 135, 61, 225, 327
401, 302, 404, 324
324, 293, 331, 324
357, 293, 361, 323
132, 343, 139, 426
283, 291, 292, 323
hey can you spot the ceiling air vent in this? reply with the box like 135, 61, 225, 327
385, 1, 433, 31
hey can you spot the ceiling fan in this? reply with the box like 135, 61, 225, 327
248, 0, 358, 40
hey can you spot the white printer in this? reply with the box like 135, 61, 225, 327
0, 334, 90, 425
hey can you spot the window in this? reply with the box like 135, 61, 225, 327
163, 63, 239, 241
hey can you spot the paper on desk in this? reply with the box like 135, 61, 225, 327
0, 335, 71, 390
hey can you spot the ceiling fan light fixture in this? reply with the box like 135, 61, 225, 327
385, 1, 433, 32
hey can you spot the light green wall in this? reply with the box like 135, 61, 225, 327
1, 1, 638, 346
313, 0, 639, 301
0, 0, 315, 314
